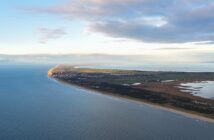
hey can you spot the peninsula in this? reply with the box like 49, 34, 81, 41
48, 65, 214, 121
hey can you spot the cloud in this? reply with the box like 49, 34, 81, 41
37, 27, 67, 43
25, 0, 214, 43
154, 47, 195, 51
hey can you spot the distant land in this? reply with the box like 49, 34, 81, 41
48, 65, 214, 122
1, 54, 214, 72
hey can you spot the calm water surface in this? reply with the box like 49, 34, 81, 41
180, 81, 214, 99
0, 64, 214, 140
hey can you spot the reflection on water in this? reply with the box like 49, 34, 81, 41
0, 64, 214, 140
180, 81, 214, 99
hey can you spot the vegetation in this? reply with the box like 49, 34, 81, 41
49, 65, 214, 119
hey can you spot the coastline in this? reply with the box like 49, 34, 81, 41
52, 77, 214, 124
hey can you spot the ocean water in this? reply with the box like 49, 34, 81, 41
81, 62, 214, 72
0, 64, 214, 140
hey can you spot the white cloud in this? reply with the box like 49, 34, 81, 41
37, 27, 67, 44
24, 0, 214, 43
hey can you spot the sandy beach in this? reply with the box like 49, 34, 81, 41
53, 78, 214, 124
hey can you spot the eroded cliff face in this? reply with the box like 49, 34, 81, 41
47, 65, 66, 77
48, 69, 54, 77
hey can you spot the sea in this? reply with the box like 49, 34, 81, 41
0, 63, 214, 140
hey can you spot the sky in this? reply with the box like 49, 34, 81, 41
0, 0, 214, 61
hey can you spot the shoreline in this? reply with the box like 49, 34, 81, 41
53, 77, 214, 124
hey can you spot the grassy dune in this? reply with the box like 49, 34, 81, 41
49, 65, 214, 121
